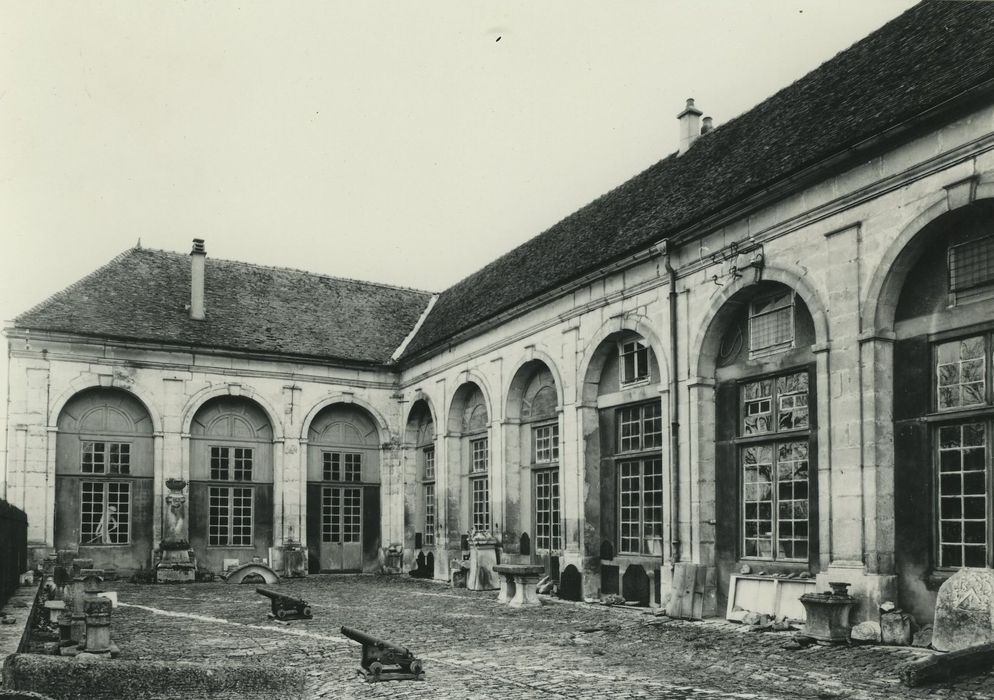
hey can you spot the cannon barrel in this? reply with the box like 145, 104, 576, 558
340, 626, 411, 656
255, 587, 305, 605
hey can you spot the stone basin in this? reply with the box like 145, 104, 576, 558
493, 565, 546, 608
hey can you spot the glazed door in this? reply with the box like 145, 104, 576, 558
319, 486, 363, 571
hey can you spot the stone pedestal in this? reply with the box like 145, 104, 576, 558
493, 564, 546, 608
467, 533, 499, 591
799, 583, 854, 643
82, 597, 112, 657
280, 539, 308, 578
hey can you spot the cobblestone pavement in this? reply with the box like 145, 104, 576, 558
101, 575, 994, 699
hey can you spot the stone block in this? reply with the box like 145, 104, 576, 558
932, 567, 994, 652
851, 620, 881, 643
881, 611, 913, 646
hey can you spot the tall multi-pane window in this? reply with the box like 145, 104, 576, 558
532, 422, 561, 551
618, 458, 663, 555
738, 371, 810, 561
616, 401, 664, 555
470, 437, 490, 532
209, 486, 253, 546
423, 446, 436, 547
80, 481, 131, 544
321, 486, 361, 544
934, 333, 993, 568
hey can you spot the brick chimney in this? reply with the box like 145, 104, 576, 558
677, 98, 703, 155
190, 239, 206, 320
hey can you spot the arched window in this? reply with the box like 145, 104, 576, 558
521, 367, 561, 553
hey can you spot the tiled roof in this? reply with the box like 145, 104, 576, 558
14, 248, 433, 365
400, 0, 994, 359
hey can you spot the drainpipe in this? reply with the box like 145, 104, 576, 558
661, 240, 681, 564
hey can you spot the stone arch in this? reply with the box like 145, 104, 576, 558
180, 384, 283, 440
404, 397, 438, 446
187, 394, 276, 572
689, 260, 830, 379
53, 387, 157, 572
577, 315, 668, 406
504, 350, 565, 421
50, 378, 162, 434
861, 193, 957, 334
504, 357, 564, 562
300, 394, 391, 445
447, 380, 492, 436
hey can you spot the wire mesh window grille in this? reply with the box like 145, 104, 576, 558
949, 235, 994, 293
749, 292, 794, 357
532, 424, 559, 464
534, 468, 561, 551
80, 481, 130, 544
81, 442, 131, 475
620, 341, 650, 386
208, 486, 253, 546
210, 446, 253, 481
618, 402, 663, 453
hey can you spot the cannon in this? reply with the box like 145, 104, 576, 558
255, 587, 313, 620
340, 626, 424, 682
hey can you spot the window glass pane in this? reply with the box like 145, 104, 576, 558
344, 453, 362, 482
619, 461, 641, 554
620, 341, 649, 385
82, 442, 106, 474
936, 336, 986, 410
742, 445, 774, 558
423, 447, 435, 481
233, 447, 253, 481
937, 422, 988, 568
471, 476, 490, 532
776, 373, 809, 431
534, 469, 561, 551
742, 380, 773, 435
424, 482, 435, 546
471, 438, 488, 473
210, 447, 228, 480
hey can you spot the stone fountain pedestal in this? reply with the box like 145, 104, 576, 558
155, 479, 196, 583
799, 581, 854, 643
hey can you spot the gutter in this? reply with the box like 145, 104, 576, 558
661, 241, 681, 564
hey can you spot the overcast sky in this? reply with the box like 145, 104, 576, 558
1, 1, 915, 335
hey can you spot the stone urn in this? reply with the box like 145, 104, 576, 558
799, 582, 854, 643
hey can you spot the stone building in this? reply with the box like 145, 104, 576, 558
4, 2, 994, 624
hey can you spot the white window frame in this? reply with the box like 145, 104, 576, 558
532, 422, 559, 464
533, 467, 561, 552
617, 458, 663, 556
80, 481, 131, 545
619, 340, 650, 387
209, 485, 254, 547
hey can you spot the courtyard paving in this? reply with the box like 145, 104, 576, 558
99, 574, 994, 699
